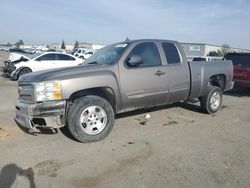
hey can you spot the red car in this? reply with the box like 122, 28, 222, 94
224, 53, 250, 88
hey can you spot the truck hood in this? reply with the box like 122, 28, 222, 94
18, 64, 108, 83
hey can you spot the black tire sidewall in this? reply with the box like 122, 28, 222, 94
67, 95, 115, 143
18, 68, 31, 78
201, 87, 222, 114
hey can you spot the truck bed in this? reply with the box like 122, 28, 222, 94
188, 60, 233, 99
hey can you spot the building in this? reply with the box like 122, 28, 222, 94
79, 42, 104, 50
51, 42, 104, 51
181, 43, 250, 61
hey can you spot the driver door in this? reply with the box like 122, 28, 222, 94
119, 42, 169, 110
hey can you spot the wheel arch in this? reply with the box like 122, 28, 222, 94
11, 66, 32, 80
209, 74, 226, 91
68, 87, 117, 113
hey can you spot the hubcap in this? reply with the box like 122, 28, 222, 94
79, 106, 107, 135
210, 92, 221, 111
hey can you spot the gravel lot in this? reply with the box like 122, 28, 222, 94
0, 51, 250, 188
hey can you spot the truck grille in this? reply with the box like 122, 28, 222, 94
18, 84, 34, 102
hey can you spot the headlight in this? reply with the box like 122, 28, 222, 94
34, 81, 62, 102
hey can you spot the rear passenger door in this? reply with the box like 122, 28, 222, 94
119, 42, 169, 110
33, 54, 57, 71
56, 54, 78, 68
161, 42, 190, 102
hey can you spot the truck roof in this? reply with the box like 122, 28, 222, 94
120, 39, 179, 44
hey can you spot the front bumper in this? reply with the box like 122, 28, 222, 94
14, 99, 67, 131
1, 61, 16, 78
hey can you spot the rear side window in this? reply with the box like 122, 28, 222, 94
193, 57, 206, 61
57, 54, 75, 61
128, 42, 161, 67
36, 54, 57, 61
162, 43, 181, 64
225, 54, 250, 67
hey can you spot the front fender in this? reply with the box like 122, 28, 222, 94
60, 70, 122, 110
11, 66, 29, 80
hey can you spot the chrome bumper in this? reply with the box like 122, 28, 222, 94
14, 100, 66, 130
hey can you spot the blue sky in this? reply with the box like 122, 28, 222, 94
0, 0, 250, 49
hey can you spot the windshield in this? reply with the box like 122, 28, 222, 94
72, 48, 78, 53
81, 43, 129, 65
225, 54, 250, 67
28, 52, 43, 60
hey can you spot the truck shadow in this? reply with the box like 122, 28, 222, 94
0, 163, 36, 188
225, 87, 250, 97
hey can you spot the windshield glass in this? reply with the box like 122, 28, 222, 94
81, 43, 129, 65
72, 48, 78, 53
225, 54, 250, 67
28, 52, 43, 60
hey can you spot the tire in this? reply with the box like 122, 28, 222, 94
200, 86, 222, 114
18, 68, 32, 79
67, 95, 115, 143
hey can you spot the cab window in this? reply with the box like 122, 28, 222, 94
162, 42, 181, 64
127, 42, 161, 67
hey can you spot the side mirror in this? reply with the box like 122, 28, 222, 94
127, 55, 143, 67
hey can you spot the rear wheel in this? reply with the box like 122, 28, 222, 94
200, 86, 222, 114
67, 95, 115, 142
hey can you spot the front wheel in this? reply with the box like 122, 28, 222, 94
67, 95, 115, 143
18, 68, 32, 79
200, 86, 222, 114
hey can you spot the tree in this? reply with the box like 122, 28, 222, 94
15, 40, 24, 47
218, 44, 230, 57
61, 40, 66, 49
74, 40, 79, 49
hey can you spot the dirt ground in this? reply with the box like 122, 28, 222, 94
0, 51, 250, 188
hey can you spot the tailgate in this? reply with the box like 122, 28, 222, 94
233, 65, 250, 81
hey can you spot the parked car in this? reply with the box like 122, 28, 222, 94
72, 48, 95, 59
8, 52, 83, 80
224, 53, 250, 88
1, 56, 30, 78
15, 39, 234, 142
9, 48, 25, 53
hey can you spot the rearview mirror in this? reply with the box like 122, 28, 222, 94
127, 55, 143, 67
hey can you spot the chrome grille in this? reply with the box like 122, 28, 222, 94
18, 84, 34, 102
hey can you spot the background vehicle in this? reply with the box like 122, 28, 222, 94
192, 56, 212, 61
224, 53, 250, 88
1, 56, 30, 78
72, 48, 95, 59
9, 52, 83, 80
15, 39, 234, 142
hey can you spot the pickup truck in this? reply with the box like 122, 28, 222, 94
15, 39, 234, 142
224, 52, 250, 88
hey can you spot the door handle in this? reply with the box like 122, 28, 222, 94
155, 70, 166, 76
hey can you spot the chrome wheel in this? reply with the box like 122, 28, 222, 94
79, 106, 107, 135
210, 92, 221, 111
